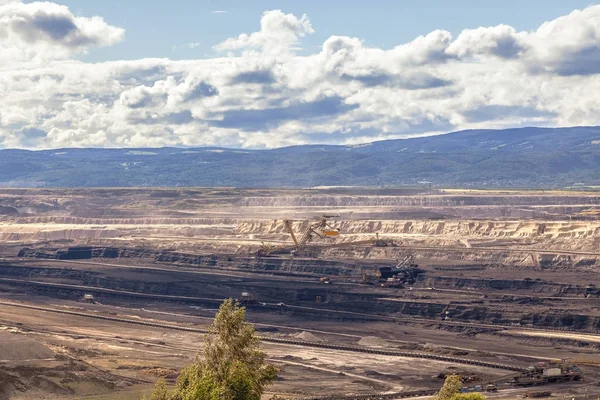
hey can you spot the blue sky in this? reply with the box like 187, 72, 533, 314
2, 0, 600, 149
51, 0, 599, 62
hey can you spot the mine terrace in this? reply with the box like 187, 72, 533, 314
0, 187, 599, 399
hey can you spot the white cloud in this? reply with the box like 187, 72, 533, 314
392, 29, 454, 65
211, 10, 227, 14
0, 0, 124, 64
525, 6, 600, 75
172, 42, 201, 51
445, 6, 600, 75
447, 24, 525, 59
214, 9, 314, 55
3, 4, 600, 150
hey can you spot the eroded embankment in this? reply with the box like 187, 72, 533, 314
2, 212, 600, 256
236, 219, 600, 240
0, 219, 235, 242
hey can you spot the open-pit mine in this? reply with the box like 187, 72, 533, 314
0, 187, 599, 400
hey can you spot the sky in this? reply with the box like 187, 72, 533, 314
1, 0, 600, 149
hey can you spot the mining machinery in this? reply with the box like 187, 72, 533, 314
79, 293, 97, 304
256, 215, 397, 257
379, 255, 419, 278
359, 255, 423, 288
236, 292, 258, 305
460, 358, 582, 393
257, 215, 340, 256
287, 215, 340, 249
379, 255, 423, 286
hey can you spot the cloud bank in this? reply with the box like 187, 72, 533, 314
2, 2, 600, 149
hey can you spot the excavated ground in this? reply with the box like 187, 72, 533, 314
0, 188, 600, 399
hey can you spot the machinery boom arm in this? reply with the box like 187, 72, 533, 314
284, 220, 299, 247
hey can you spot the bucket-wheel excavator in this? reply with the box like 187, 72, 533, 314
257, 215, 340, 257
256, 214, 398, 257
287, 214, 340, 248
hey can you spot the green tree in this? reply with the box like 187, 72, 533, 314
437, 375, 463, 400
436, 375, 486, 400
144, 378, 170, 400
450, 393, 486, 400
146, 298, 278, 400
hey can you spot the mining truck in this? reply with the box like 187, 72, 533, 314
237, 292, 258, 305
80, 293, 96, 304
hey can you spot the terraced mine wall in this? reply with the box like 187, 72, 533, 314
5, 248, 600, 331
2, 272, 598, 332
18, 246, 600, 279
16, 245, 600, 284
236, 219, 600, 242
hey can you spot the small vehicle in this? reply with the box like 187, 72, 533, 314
485, 384, 498, 392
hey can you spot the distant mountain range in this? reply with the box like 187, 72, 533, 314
2, 126, 600, 188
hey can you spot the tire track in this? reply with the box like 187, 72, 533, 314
0, 300, 524, 372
